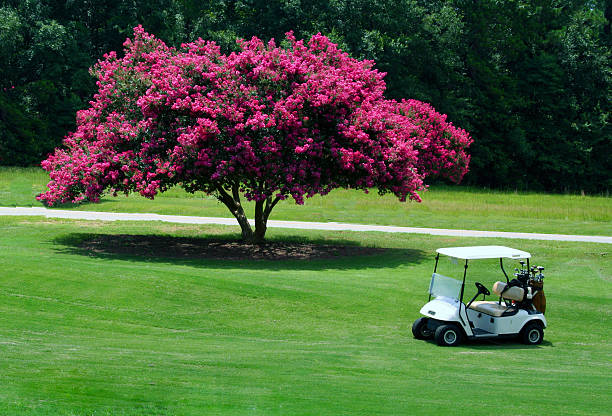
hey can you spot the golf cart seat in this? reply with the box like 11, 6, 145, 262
468, 282, 525, 317
492, 281, 525, 301
468, 301, 510, 317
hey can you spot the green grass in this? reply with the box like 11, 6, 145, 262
0, 216, 610, 415
1, 167, 611, 236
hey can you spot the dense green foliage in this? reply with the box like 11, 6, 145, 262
0, 0, 610, 192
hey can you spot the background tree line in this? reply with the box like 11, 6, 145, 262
1, 0, 610, 193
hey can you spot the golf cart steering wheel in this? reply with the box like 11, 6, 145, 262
475, 282, 490, 296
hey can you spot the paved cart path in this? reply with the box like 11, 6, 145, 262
1, 206, 611, 244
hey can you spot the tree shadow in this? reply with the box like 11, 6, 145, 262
53, 232, 427, 271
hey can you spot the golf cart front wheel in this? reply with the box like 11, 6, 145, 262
521, 322, 544, 345
434, 324, 463, 347
412, 317, 433, 340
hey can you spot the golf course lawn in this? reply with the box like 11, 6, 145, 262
2, 166, 611, 236
0, 216, 610, 415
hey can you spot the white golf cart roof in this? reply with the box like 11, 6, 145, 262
436, 246, 531, 260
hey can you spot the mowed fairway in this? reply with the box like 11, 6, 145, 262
0, 216, 610, 415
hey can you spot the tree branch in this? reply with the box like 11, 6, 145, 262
216, 185, 235, 211
216, 183, 253, 241
231, 182, 241, 206
263, 196, 281, 222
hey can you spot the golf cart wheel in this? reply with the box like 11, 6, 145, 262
521, 322, 544, 345
412, 317, 433, 340
434, 324, 463, 347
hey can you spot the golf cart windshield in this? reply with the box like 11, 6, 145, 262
429, 273, 463, 300
431, 246, 533, 304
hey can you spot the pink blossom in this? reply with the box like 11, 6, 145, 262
38, 27, 471, 212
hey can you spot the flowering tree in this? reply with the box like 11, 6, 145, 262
38, 27, 472, 242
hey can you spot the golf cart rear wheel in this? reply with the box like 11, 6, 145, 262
434, 324, 463, 347
412, 317, 433, 340
521, 322, 544, 345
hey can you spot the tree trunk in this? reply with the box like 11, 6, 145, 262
215, 185, 280, 243
235, 205, 254, 242
253, 195, 281, 243
254, 200, 266, 243
216, 184, 254, 242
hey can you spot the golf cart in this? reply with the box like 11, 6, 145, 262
412, 246, 547, 346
